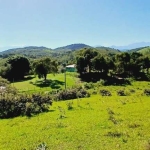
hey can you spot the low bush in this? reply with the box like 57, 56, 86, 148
0, 76, 18, 95
117, 90, 126, 96
0, 94, 52, 118
100, 89, 112, 96
143, 89, 150, 96
84, 82, 94, 89
53, 86, 90, 101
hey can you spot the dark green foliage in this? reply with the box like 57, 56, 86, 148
2, 56, 30, 81
0, 94, 52, 118
84, 82, 94, 89
117, 90, 126, 96
32, 57, 58, 80
143, 89, 150, 96
66, 101, 74, 110
0, 76, 18, 94
0, 76, 10, 86
106, 131, 123, 137
100, 89, 112, 96
54, 87, 90, 101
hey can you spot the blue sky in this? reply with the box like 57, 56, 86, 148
0, 0, 150, 50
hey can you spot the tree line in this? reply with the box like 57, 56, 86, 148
0, 48, 150, 82
0, 56, 58, 81
76, 48, 150, 81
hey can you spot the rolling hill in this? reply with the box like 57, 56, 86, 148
0, 46, 55, 58
54, 43, 91, 51
0, 44, 121, 59
95, 46, 121, 54
128, 46, 150, 56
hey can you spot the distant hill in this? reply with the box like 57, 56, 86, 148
54, 43, 91, 51
0, 46, 55, 58
0, 44, 122, 59
138, 47, 150, 56
95, 46, 121, 54
127, 46, 150, 57
127, 46, 149, 53
111, 42, 150, 50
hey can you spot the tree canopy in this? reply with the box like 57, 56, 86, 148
32, 57, 58, 80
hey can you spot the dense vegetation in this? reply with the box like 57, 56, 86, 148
0, 44, 150, 149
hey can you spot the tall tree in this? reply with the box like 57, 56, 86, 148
32, 57, 58, 80
4, 56, 30, 80
76, 48, 98, 73
91, 55, 107, 73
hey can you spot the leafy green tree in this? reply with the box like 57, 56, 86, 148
114, 52, 130, 75
2, 56, 30, 81
83, 48, 98, 72
32, 58, 58, 80
76, 48, 98, 73
76, 56, 86, 74
91, 55, 107, 73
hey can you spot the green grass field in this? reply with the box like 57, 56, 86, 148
0, 95, 150, 150
12, 73, 80, 93
0, 74, 150, 149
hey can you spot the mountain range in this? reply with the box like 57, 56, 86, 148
0, 42, 150, 58
111, 42, 150, 50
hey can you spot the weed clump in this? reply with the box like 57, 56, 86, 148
143, 89, 150, 96
100, 89, 112, 96
105, 131, 123, 138
66, 101, 74, 110
117, 90, 126, 96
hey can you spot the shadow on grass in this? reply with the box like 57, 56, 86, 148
32, 79, 64, 89
12, 76, 35, 83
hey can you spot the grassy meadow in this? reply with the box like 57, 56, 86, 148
12, 73, 80, 93
0, 73, 150, 150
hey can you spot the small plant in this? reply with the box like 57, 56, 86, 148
58, 106, 66, 119
66, 101, 74, 110
100, 89, 112, 96
129, 89, 136, 93
143, 89, 150, 96
105, 131, 123, 137
128, 123, 141, 128
108, 115, 118, 124
98, 79, 105, 86
117, 90, 126, 96
36, 142, 47, 150
84, 82, 94, 89
107, 108, 114, 115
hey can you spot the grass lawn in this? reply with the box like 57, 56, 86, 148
12, 73, 80, 93
0, 94, 150, 150
2, 75, 150, 149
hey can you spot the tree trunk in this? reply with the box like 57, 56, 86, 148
44, 74, 47, 81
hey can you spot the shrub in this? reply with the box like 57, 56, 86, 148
0, 76, 10, 86
0, 94, 52, 118
100, 89, 112, 96
0, 76, 18, 95
98, 79, 106, 86
54, 87, 90, 101
117, 90, 126, 96
129, 89, 136, 93
143, 89, 150, 96
84, 82, 94, 89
